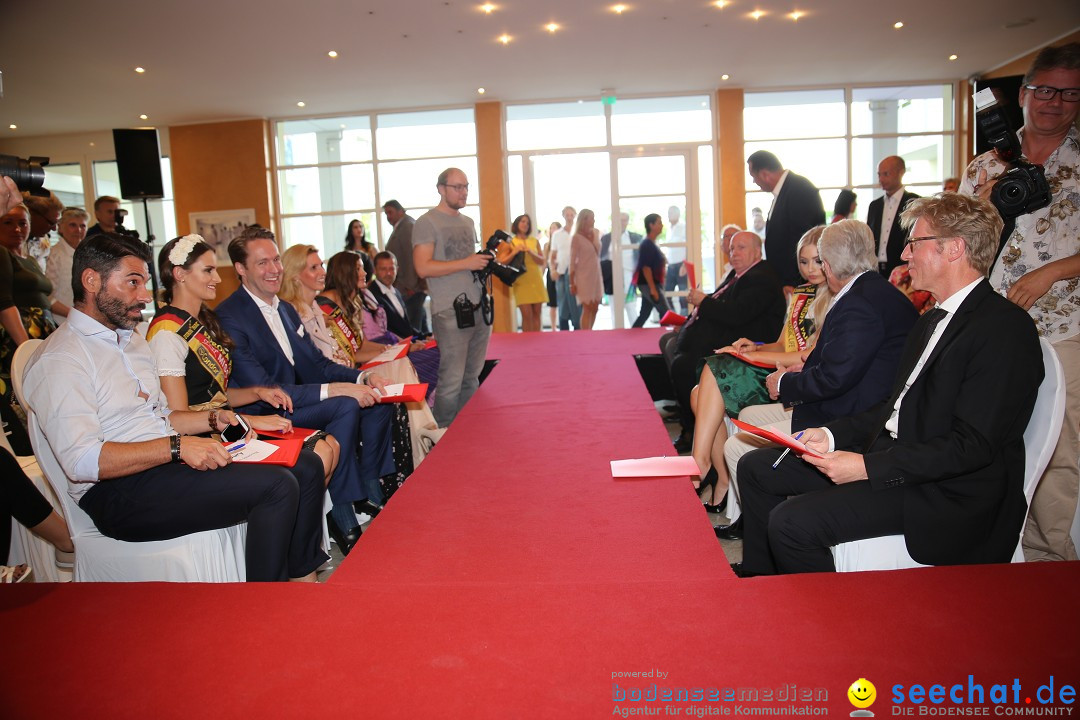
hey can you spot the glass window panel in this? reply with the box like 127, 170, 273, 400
276, 117, 372, 166
851, 85, 953, 136
824, 187, 863, 223
529, 152, 611, 238
91, 159, 176, 245
610, 96, 712, 145
744, 139, 848, 189
744, 89, 845, 140
507, 155, 524, 224
617, 155, 686, 197
851, 136, 949, 188
278, 163, 375, 215
698, 145, 716, 292
377, 156, 478, 210
279, 211, 382, 258
506, 101, 606, 151
44, 163, 85, 210
744, 191, 771, 242
376, 109, 476, 160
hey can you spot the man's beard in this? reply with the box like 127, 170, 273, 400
96, 290, 145, 330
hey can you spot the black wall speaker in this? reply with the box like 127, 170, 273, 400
112, 129, 165, 199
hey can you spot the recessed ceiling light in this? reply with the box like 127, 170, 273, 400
750, 9, 765, 19
497, 34, 511, 44
713, 0, 728, 8
139, 114, 148, 120
893, 21, 904, 29
948, 54, 958, 61
340, 123, 346, 129
545, 22, 559, 33
721, 74, 730, 80
478, 87, 486, 94
327, 50, 338, 58
134, 67, 145, 73
8, 124, 15, 130
789, 10, 803, 21
612, 4, 628, 14
297, 101, 306, 107
480, 3, 496, 13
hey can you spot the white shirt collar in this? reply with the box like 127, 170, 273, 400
771, 170, 790, 199
830, 270, 871, 305
936, 277, 982, 315
67, 307, 134, 348
243, 284, 279, 313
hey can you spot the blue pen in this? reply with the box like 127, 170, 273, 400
226, 442, 246, 454
772, 431, 804, 469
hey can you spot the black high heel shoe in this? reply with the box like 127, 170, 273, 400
326, 512, 362, 556
698, 467, 727, 513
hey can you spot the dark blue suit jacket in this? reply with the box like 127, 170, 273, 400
216, 287, 361, 407
779, 271, 917, 431
368, 282, 416, 339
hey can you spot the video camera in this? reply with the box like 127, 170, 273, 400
0, 154, 50, 197
973, 87, 1051, 219
473, 229, 525, 286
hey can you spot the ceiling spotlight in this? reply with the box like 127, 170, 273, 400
8, 124, 16, 130
134, 66, 145, 73
713, 1, 728, 8
497, 33, 511, 44
545, 22, 559, 33
948, 54, 958, 61
297, 101, 306, 107
139, 114, 148, 120
750, 9, 765, 19
480, 2, 495, 12
721, 74, 730, 80
789, 10, 803, 20
340, 124, 346, 129
612, 4, 627, 14
478, 87, 486, 94
327, 50, 338, 58
893, 21, 904, 29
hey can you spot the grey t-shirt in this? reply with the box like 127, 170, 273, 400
412, 208, 481, 314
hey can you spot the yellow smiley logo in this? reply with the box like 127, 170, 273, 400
848, 678, 877, 709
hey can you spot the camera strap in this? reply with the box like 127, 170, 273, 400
997, 216, 1016, 258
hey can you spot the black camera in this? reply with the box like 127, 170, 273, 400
0, 154, 50, 197
473, 230, 525, 286
973, 87, 1051, 219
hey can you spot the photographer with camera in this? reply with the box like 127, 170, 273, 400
86, 195, 136, 240
961, 42, 1080, 563
413, 168, 493, 427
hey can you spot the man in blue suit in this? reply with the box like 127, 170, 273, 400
216, 227, 395, 553
370, 251, 421, 339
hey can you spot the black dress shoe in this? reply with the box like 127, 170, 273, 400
354, 499, 384, 519
729, 562, 761, 578
714, 518, 743, 540
326, 512, 362, 556
673, 434, 692, 454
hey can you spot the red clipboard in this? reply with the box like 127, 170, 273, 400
728, 352, 777, 369
730, 419, 822, 459
659, 311, 687, 327
377, 383, 429, 404
229, 438, 304, 466
258, 427, 319, 442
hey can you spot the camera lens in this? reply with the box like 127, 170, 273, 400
0, 154, 48, 194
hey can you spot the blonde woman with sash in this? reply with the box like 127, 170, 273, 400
147, 235, 340, 485
279, 246, 440, 470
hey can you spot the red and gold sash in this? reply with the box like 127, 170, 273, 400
147, 310, 231, 394
317, 298, 361, 364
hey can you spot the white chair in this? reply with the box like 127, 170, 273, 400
831, 336, 1066, 572
14, 339, 247, 582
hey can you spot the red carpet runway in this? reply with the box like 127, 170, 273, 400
2, 329, 1078, 718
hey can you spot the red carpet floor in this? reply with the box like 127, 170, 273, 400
2, 328, 1078, 719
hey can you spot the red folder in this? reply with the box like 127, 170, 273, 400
359, 341, 410, 370
659, 311, 687, 327
377, 383, 429, 404
258, 427, 320, 442
730, 419, 823, 459
684, 261, 696, 289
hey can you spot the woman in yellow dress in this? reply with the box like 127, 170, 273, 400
504, 214, 547, 332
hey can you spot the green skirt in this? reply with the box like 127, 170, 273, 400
697, 353, 772, 418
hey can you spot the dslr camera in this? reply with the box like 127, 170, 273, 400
0, 154, 50, 197
473, 229, 525, 286
973, 87, 1051, 219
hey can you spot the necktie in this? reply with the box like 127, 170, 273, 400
914, 307, 947, 355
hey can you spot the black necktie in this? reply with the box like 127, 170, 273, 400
915, 307, 948, 355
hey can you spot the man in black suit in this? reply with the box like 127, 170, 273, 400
866, 155, 920, 277
383, 199, 429, 334
747, 151, 825, 287
736, 194, 1044, 575
664, 231, 786, 443
370, 251, 419, 338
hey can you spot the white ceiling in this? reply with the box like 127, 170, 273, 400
2, 0, 1078, 138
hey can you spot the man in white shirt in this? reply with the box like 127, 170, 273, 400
734, 194, 1043, 576
663, 205, 689, 312
44, 207, 88, 318
866, 155, 920, 277
24, 232, 328, 581
549, 205, 581, 331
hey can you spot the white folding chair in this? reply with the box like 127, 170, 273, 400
831, 336, 1066, 571
14, 339, 247, 582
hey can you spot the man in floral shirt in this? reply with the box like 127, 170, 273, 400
961, 42, 1080, 562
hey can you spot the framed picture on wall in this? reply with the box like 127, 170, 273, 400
188, 209, 257, 266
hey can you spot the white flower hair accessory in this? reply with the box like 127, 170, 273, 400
168, 234, 204, 267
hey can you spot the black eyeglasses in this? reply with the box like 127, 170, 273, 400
440, 183, 469, 192
1024, 85, 1080, 102
905, 235, 951, 249
29, 206, 59, 229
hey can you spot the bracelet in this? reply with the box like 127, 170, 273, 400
208, 410, 218, 433
358, 370, 371, 386
170, 434, 182, 463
